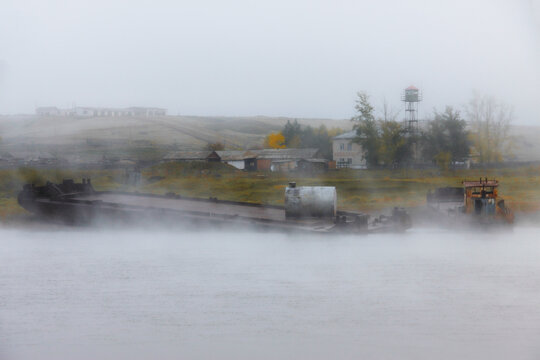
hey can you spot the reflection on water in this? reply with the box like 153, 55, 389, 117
1, 227, 540, 360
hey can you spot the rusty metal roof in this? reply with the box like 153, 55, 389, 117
163, 151, 215, 160
251, 148, 320, 160
462, 179, 499, 188
216, 150, 253, 161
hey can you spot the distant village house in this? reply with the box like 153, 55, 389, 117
36, 106, 167, 118
332, 130, 366, 169
162, 148, 328, 173
250, 148, 325, 172
162, 151, 221, 163
216, 151, 258, 170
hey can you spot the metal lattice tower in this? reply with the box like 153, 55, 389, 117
401, 85, 422, 133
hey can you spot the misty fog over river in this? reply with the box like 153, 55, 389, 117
2, 227, 540, 360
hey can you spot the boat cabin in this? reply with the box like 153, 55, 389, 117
463, 178, 500, 216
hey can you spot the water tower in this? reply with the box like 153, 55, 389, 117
401, 85, 422, 131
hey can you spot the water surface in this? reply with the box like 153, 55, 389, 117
1, 227, 540, 359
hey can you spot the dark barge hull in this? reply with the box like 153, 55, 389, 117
18, 179, 411, 234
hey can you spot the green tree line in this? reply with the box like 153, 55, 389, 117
352, 92, 513, 169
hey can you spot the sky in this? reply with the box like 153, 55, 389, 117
0, 0, 539, 123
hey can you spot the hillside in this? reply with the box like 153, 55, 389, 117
1, 114, 540, 162
0, 115, 351, 151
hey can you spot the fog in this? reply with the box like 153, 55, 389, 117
1, 1, 540, 359
2, 227, 540, 360
1, 0, 539, 123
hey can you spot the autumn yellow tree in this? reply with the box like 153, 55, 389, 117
263, 132, 286, 149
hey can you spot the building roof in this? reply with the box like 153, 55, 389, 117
333, 130, 358, 140
37, 106, 166, 114
216, 150, 253, 161
406, 85, 418, 90
163, 151, 216, 161
251, 148, 320, 160
462, 180, 499, 188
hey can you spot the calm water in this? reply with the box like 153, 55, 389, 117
1, 226, 540, 360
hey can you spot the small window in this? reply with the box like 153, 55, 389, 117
347, 143, 352, 151
348, 158, 352, 164
340, 143, 344, 150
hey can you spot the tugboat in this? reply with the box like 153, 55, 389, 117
427, 178, 514, 226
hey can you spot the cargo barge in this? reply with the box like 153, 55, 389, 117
17, 179, 411, 234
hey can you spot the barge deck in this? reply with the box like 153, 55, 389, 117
18, 179, 411, 234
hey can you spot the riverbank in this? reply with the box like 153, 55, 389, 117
2, 163, 540, 221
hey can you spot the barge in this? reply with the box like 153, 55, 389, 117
17, 179, 411, 234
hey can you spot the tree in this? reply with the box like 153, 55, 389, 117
434, 151, 452, 171
422, 106, 470, 164
299, 125, 333, 159
379, 120, 409, 166
352, 92, 380, 167
263, 132, 286, 149
380, 97, 400, 122
466, 93, 513, 163
327, 127, 344, 138
266, 121, 338, 160
206, 142, 225, 151
282, 119, 302, 147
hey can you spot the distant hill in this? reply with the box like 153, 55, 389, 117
1, 114, 539, 162
0, 115, 352, 151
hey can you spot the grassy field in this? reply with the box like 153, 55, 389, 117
139, 163, 540, 213
1, 163, 540, 221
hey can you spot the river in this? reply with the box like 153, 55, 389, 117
1, 226, 540, 360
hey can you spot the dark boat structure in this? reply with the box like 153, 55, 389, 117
18, 179, 411, 234
427, 178, 514, 227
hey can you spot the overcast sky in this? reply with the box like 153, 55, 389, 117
0, 0, 538, 123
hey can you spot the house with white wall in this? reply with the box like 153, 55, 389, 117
332, 130, 366, 169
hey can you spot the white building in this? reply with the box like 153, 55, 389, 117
36, 106, 167, 118
332, 130, 366, 169
35, 107, 61, 116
